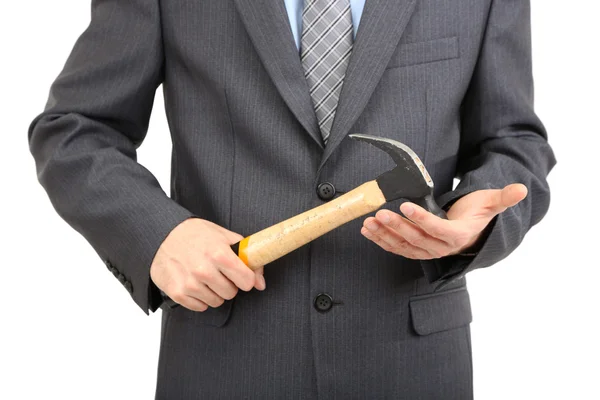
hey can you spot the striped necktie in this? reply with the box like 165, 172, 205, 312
301, 0, 354, 144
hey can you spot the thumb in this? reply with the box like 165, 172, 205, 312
218, 227, 245, 244
501, 183, 528, 208
488, 183, 528, 215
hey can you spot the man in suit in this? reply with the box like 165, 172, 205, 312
29, 0, 555, 398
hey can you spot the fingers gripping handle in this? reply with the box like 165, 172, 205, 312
160, 242, 242, 310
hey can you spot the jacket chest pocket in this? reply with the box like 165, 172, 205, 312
386, 36, 459, 69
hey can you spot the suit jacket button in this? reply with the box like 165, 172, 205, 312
317, 182, 336, 201
314, 293, 333, 312
124, 281, 133, 293
117, 274, 126, 284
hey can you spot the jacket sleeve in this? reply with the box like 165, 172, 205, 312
421, 0, 557, 288
28, 0, 195, 314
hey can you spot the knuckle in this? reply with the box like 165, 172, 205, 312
181, 281, 194, 293
363, 230, 376, 241
430, 226, 446, 238
391, 246, 407, 256
194, 267, 211, 282
408, 233, 425, 247
379, 242, 391, 252
391, 241, 408, 254
372, 231, 385, 242
427, 248, 440, 258
244, 267, 258, 280
428, 248, 444, 259
239, 278, 255, 292
209, 297, 225, 308
183, 280, 197, 293
414, 249, 432, 260
391, 221, 406, 232
211, 249, 230, 264
397, 240, 409, 249
170, 290, 186, 304
452, 234, 470, 249
374, 238, 390, 249
222, 287, 238, 300
410, 209, 425, 221
388, 238, 404, 250
387, 223, 400, 232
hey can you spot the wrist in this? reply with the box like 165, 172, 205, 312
456, 218, 495, 256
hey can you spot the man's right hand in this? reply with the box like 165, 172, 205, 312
150, 218, 266, 312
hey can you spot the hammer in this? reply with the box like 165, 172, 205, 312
162, 134, 446, 307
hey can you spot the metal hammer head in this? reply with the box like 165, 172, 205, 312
350, 134, 446, 218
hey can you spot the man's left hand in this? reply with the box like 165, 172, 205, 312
361, 183, 528, 260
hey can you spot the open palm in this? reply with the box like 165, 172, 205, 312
361, 184, 528, 259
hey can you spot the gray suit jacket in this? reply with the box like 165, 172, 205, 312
29, 0, 555, 398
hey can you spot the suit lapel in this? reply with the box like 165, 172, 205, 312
233, 0, 324, 149
318, 0, 418, 172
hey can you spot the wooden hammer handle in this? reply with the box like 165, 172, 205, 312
233, 180, 387, 270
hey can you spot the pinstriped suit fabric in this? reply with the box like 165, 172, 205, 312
28, 0, 555, 398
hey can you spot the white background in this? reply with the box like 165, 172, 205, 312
1, 1, 599, 399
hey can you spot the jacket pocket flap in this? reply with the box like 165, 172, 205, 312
387, 36, 459, 68
166, 299, 234, 328
409, 287, 472, 336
